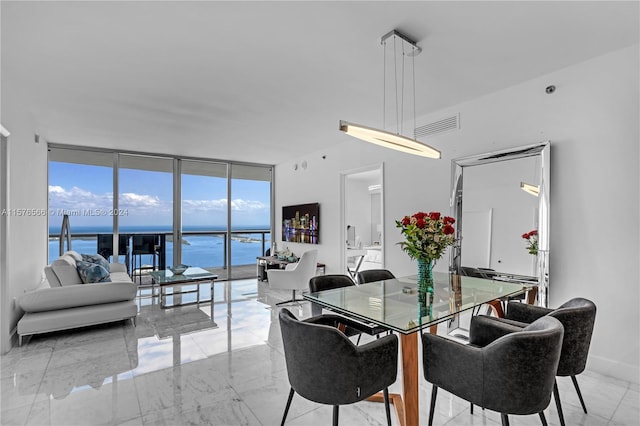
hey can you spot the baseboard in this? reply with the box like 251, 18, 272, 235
588, 354, 640, 385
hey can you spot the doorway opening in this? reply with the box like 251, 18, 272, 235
341, 164, 384, 280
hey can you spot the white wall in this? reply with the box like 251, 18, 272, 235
275, 45, 639, 383
0, 96, 49, 352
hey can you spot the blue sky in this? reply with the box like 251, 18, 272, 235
49, 162, 271, 229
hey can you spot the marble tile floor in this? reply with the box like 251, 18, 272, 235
1, 279, 638, 425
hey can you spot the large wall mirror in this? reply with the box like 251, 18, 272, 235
450, 142, 550, 307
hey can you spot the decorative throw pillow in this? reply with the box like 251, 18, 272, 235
76, 260, 112, 284
81, 253, 110, 272
64, 250, 83, 263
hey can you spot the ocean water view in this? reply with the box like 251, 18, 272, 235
48, 225, 271, 268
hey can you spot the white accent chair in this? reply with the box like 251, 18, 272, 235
267, 249, 318, 305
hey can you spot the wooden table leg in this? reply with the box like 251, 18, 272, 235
400, 332, 419, 426
526, 287, 538, 305
366, 331, 420, 426
487, 299, 505, 317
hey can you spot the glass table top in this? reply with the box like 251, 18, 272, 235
303, 272, 526, 334
149, 267, 217, 284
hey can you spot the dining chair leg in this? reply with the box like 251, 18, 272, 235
383, 388, 392, 426
333, 405, 339, 426
280, 387, 295, 426
428, 385, 438, 426
470, 402, 474, 414
539, 411, 548, 425
571, 375, 588, 413
500, 413, 510, 426
553, 379, 566, 426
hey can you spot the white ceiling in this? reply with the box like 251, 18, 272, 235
2, 1, 638, 165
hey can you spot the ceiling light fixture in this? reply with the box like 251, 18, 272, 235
520, 181, 540, 196
340, 30, 440, 159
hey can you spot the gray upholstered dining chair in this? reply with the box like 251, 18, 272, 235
422, 315, 564, 426
308, 274, 386, 342
483, 297, 597, 426
278, 308, 398, 426
308, 274, 356, 316
356, 268, 395, 284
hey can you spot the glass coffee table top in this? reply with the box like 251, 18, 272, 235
149, 267, 217, 285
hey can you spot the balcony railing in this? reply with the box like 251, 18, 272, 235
48, 229, 271, 281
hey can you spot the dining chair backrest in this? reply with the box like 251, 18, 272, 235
97, 234, 130, 258
279, 308, 398, 405
132, 234, 158, 255
548, 298, 596, 376
357, 269, 395, 284
506, 297, 596, 377
424, 315, 564, 417
308, 275, 356, 316
309, 274, 355, 293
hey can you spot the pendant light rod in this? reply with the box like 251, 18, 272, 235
380, 29, 422, 56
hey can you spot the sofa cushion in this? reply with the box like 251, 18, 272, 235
110, 271, 133, 283
81, 253, 110, 272
44, 266, 62, 287
51, 255, 83, 286
76, 260, 112, 284
18, 281, 137, 313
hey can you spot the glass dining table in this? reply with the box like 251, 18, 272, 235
303, 272, 528, 426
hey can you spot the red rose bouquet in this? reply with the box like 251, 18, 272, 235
522, 229, 538, 255
396, 211, 456, 262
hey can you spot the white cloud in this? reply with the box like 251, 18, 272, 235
48, 185, 113, 210
49, 186, 268, 216
119, 192, 162, 209
182, 199, 227, 212
182, 198, 267, 213
230, 198, 268, 211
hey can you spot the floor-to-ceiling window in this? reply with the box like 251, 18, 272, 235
47, 146, 273, 281
181, 160, 229, 280
230, 164, 272, 280
47, 148, 114, 264
119, 154, 174, 280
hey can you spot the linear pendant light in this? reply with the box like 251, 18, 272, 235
339, 30, 441, 159
340, 121, 440, 158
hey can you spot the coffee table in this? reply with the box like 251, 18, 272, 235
149, 267, 218, 309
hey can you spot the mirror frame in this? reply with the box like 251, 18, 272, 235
450, 142, 550, 307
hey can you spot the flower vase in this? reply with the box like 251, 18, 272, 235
417, 258, 434, 294
417, 258, 434, 319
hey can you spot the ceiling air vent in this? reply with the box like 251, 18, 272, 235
414, 113, 459, 139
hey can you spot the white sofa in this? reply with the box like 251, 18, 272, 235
17, 251, 137, 345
